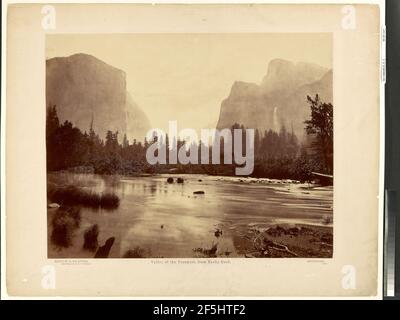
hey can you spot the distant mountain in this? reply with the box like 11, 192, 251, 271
46, 53, 151, 142
216, 59, 332, 139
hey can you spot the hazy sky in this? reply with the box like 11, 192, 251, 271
47, 33, 332, 133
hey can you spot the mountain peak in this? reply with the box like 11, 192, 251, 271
261, 59, 328, 94
216, 59, 332, 139
268, 58, 295, 68
47, 53, 126, 77
229, 81, 260, 98
46, 54, 149, 142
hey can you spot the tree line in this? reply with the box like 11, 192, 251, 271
46, 94, 333, 181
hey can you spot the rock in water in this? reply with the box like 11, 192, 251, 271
177, 177, 184, 184
167, 177, 174, 184
94, 237, 115, 258
193, 191, 205, 195
214, 229, 222, 237
83, 224, 99, 251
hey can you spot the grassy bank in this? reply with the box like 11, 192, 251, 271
48, 185, 120, 209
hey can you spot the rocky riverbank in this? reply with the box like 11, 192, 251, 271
234, 224, 333, 258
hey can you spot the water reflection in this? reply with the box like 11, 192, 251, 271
47, 173, 333, 258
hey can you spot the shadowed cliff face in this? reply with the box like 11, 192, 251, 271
125, 92, 153, 143
216, 59, 332, 139
46, 53, 150, 142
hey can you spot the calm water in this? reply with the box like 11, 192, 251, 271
47, 173, 333, 258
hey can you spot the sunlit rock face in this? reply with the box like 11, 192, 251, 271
216, 59, 332, 139
46, 53, 150, 142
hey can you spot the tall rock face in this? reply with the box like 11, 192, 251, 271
46, 53, 150, 142
216, 59, 332, 139
125, 93, 152, 143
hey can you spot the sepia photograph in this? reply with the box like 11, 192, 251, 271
4, 2, 382, 298
46, 33, 334, 259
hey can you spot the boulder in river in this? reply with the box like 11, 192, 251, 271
193, 191, 205, 195
177, 177, 184, 184
167, 177, 174, 184
214, 229, 223, 237
83, 224, 99, 251
94, 237, 115, 258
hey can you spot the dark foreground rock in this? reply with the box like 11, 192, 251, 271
193, 243, 218, 258
83, 224, 99, 251
177, 177, 184, 183
94, 237, 115, 258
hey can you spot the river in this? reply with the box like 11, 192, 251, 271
47, 172, 333, 258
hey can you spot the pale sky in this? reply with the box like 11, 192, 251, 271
46, 33, 332, 133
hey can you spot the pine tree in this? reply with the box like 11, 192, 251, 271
304, 94, 333, 174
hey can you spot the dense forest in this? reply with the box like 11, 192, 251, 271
47, 94, 333, 182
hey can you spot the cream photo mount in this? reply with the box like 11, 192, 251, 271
2, 1, 384, 298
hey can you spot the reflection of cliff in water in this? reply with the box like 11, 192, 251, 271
47, 173, 333, 258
